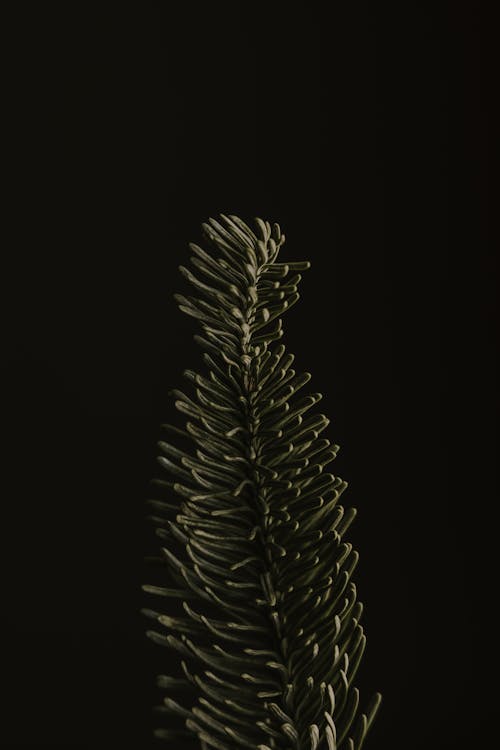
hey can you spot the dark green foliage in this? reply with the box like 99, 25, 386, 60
142, 216, 381, 749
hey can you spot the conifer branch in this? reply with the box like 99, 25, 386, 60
143, 215, 381, 749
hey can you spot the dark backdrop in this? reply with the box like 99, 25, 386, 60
1, 2, 496, 748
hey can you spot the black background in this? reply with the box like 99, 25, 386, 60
1, 2, 496, 748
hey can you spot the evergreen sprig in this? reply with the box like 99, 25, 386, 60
142, 215, 381, 749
